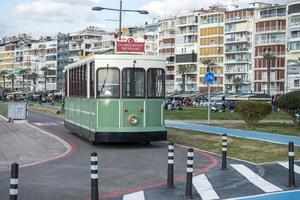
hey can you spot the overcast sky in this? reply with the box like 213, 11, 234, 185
0, 0, 287, 38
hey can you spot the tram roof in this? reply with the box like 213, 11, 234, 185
65, 54, 167, 70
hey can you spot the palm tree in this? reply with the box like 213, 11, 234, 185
177, 65, 188, 93
233, 77, 243, 94
29, 72, 38, 93
263, 53, 276, 95
0, 70, 8, 89
201, 58, 215, 73
7, 73, 16, 92
19, 69, 27, 92
40, 67, 48, 93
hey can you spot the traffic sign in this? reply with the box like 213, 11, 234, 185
205, 72, 215, 84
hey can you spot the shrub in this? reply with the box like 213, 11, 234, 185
236, 101, 272, 125
278, 91, 300, 128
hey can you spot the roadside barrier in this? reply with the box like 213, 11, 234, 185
10, 163, 19, 200
91, 152, 99, 200
185, 148, 194, 200
167, 142, 175, 188
222, 134, 228, 170
288, 142, 295, 187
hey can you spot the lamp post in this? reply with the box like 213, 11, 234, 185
92, 0, 149, 40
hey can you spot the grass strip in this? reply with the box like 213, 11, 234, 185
167, 128, 300, 164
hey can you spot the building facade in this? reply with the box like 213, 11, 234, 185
224, 8, 255, 93
198, 9, 225, 93
175, 12, 198, 93
254, 4, 287, 94
286, 0, 300, 92
158, 17, 176, 94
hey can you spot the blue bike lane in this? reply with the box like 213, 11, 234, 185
165, 120, 300, 147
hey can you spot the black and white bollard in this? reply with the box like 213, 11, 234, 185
10, 163, 18, 200
91, 152, 99, 200
185, 148, 194, 200
167, 142, 175, 188
288, 142, 295, 188
222, 134, 228, 170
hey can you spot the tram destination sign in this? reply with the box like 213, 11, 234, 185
116, 38, 145, 54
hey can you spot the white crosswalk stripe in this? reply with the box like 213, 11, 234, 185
123, 191, 145, 200
193, 174, 220, 200
231, 164, 283, 193
278, 162, 300, 174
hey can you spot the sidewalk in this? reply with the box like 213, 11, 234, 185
0, 116, 68, 171
165, 120, 300, 147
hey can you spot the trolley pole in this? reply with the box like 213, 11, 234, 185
167, 142, 174, 188
91, 152, 99, 200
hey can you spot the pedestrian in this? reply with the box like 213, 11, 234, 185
271, 95, 278, 112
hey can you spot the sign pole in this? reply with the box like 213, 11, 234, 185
208, 83, 210, 124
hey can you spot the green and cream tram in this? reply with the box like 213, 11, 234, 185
64, 54, 167, 143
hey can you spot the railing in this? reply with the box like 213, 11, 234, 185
256, 51, 285, 56
226, 48, 250, 53
255, 39, 286, 45
177, 20, 197, 25
260, 12, 286, 19
256, 26, 286, 32
225, 37, 250, 43
177, 30, 197, 34
225, 16, 252, 22
159, 43, 175, 48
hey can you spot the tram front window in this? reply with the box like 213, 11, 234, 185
147, 69, 165, 98
97, 68, 120, 97
122, 68, 145, 98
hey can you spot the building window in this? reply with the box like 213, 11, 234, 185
295, 80, 300, 88
90, 62, 95, 98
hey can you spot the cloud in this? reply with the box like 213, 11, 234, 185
12, 0, 102, 23
140, 0, 287, 17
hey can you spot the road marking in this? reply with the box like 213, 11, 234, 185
278, 162, 300, 174
231, 164, 282, 193
49, 122, 58, 126
193, 174, 219, 200
123, 191, 145, 200
33, 122, 43, 126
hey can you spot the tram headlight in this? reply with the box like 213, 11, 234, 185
129, 115, 139, 125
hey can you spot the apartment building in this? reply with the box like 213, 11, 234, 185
57, 33, 69, 91
158, 17, 176, 93
175, 12, 198, 93
286, 0, 300, 92
254, 4, 287, 94
224, 8, 255, 93
198, 9, 225, 93
145, 23, 158, 56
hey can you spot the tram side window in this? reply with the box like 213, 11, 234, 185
65, 71, 68, 97
97, 68, 120, 97
147, 69, 165, 98
90, 62, 95, 98
122, 68, 145, 98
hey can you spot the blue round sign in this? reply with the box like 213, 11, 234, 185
205, 72, 215, 84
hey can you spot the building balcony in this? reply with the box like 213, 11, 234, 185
225, 48, 251, 54
255, 40, 286, 46
159, 43, 175, 48
177, 30, 198, 35
256, 26, 286, 33
255, 51, 285, 57
259, 12, 286, 19
225, 16, 252, 23
225, 59, 251, 64
224, 70, 248, 74
159, 34, 175, 39
225, 37, 250, 44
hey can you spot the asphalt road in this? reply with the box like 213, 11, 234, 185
0, 111, 218, 200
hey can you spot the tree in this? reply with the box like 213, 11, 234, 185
40, 67, 48, 93
7, 73, 16, 92
0, 70, 8, 89
233, 77, 243, 94
201, 58, 215, 73
19, 69, 27, 92
29, 72, 38, 93
278, 91, 300, 128
263, 53, 276, 95
177, 65, 188, 93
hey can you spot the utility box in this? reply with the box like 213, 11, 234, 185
8, 103, 27, 120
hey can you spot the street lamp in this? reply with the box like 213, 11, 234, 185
92, 0, 149, 40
